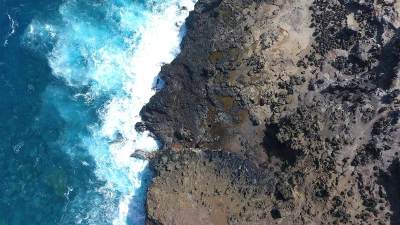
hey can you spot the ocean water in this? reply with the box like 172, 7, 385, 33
0, 0, 194, 224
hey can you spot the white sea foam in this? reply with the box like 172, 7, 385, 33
24, 0, 196, 224
3, 14, 18, 47
105, 1, 196, 224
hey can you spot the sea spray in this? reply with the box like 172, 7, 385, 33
23, 0, 196, 224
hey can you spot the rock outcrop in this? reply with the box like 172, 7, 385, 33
140, 0, 400, 224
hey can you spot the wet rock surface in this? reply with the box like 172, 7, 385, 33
140, 0, 400, 224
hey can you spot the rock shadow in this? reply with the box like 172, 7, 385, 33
378, 158, 400, 225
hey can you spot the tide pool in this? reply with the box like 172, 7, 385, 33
0, 0, 195, 224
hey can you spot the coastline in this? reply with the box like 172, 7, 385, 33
5, 0, 197, 224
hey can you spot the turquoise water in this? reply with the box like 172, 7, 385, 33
0, 0, 194, 224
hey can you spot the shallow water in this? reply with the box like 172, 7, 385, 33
0, 0, 194, 224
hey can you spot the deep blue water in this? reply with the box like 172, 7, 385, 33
0, 0, 194, 224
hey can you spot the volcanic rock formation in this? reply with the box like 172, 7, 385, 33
140, 0, 400, 224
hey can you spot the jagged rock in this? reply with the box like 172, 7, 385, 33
130, 149, 156, 160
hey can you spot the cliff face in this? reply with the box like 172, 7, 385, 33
140, 0, 400, 224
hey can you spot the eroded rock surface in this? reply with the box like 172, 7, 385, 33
140, 0, 400, 224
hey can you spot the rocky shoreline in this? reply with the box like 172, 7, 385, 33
139, 0, 400, 224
